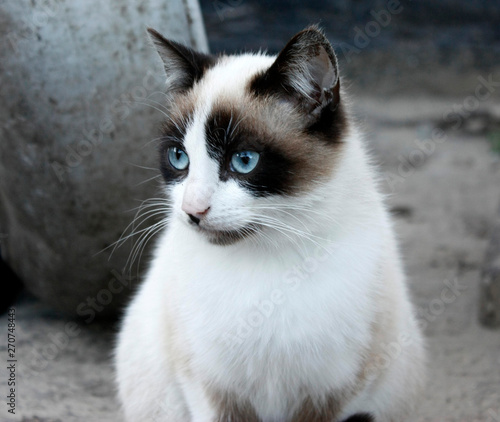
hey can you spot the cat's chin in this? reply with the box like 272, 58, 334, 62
191, 223, 258, 246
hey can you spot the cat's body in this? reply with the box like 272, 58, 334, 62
115, 27, 425, 422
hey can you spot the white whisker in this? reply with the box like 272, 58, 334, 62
135, 174, 162, 187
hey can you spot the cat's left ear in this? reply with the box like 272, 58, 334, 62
147, 28, 215, 94
250, 26, 340, 121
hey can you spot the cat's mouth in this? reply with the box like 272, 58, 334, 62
190, 221, 258, 246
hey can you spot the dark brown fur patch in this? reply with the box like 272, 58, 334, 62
210, 390, 374, 422
203, 96, 347, 197
291, 395, 342, 422
211, 391, 260, 422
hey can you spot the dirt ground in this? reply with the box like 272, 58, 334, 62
1, 90, 499, 422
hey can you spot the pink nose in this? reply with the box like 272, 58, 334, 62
181, 201, 210, 217
182, 205, 210, 225
182, 199, 211, 225
182, 181, 213, 223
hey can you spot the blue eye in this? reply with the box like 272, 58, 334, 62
168, 146, 189, 170
230, 151, 260, 174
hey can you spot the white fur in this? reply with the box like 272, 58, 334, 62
115, 54, 425, 422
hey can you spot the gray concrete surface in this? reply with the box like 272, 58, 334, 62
1, 93, 499, 421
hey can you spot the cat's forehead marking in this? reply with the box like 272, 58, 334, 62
197, 55, 276, 103
164, 55, 274, 141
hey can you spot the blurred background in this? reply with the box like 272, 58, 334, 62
202, 0, 500, 95
1, 0, 499, 421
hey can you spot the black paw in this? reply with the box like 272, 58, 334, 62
342, 414, 374, 422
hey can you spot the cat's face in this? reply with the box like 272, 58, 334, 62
149, 27, 347, 246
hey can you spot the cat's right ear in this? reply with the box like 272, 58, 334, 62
147, 28, 215, 94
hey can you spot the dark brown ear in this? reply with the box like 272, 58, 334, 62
147, 28, 215, 94
249, 26, 340, 121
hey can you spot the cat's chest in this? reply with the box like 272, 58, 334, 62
166, 242, 374, 397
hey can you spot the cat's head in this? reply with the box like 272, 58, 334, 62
148, 26, 348, 246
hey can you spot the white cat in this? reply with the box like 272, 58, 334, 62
114, 26, 426, 422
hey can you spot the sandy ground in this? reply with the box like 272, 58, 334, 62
1, 94, 500, 422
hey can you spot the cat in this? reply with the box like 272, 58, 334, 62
114, 26, 426, 422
